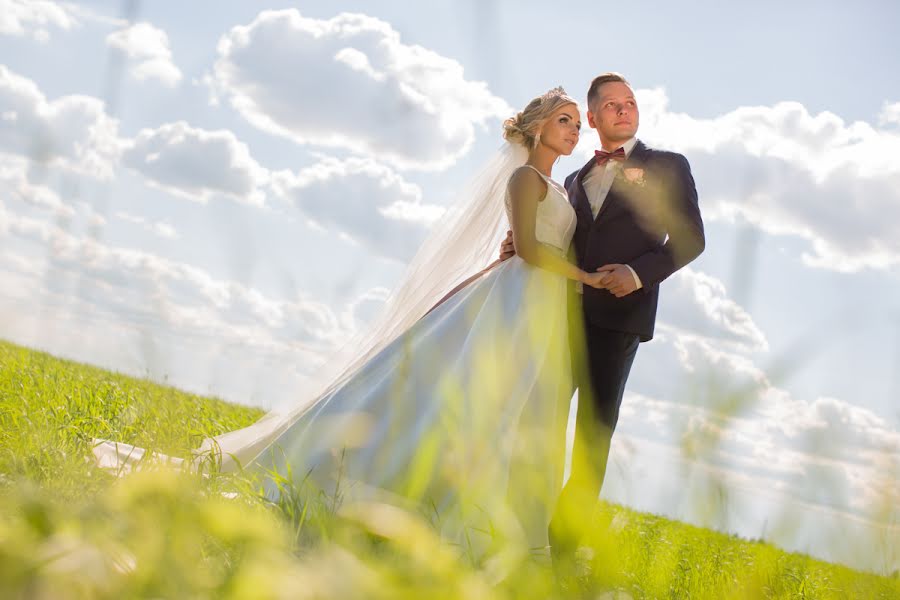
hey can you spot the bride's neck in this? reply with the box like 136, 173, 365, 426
526, 146, 558, 178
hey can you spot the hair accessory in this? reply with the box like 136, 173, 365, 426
540, 86, 568, 102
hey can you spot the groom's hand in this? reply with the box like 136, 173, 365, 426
596, 264, 638, 297
499, 230, 516, 261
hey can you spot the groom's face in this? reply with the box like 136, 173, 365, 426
587, 82, 639, 146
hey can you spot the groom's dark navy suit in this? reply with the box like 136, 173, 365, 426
568, 140, 704, 342
550, 139, 704, 554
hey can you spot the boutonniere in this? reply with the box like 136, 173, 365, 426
621, 168, 646, 187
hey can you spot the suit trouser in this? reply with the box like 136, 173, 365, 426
549, 315, 640, 553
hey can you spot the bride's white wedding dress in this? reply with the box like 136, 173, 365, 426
252, 166, 577, 552
95, 161, 577, 556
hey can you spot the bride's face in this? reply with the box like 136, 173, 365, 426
538, 104, 581, 156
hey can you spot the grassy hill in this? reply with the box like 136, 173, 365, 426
0, 338, 896, 599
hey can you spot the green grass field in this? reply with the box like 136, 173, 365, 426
1, 338, 897, 599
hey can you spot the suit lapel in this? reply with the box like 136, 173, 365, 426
625, 139, 650, 166
593, 140, 649, 225
568, 156, 596, 224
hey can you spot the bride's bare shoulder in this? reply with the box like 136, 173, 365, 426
508, 166, 548, 201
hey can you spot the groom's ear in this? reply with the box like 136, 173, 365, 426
586, 109, 598, 129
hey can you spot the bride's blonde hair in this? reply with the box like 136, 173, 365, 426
503, 86, 578, 151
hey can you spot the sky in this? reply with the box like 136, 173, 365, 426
1, 0, 898, 573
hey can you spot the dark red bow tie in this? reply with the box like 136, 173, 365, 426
594, 147, 626, 165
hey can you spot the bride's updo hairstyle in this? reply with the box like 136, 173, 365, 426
503, 86, 578, 151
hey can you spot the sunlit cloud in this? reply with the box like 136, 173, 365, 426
270, 156, 444, 261
0, 65, 120, 178
211, 9, 511, 170
0, 0, 79, 42
122, 121, 269, 205
661, 268, 768, 352
106, 22, 182, 87
587, 88, 900, 272
114, 211, 178, 239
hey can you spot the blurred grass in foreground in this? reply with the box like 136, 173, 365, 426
1, 338, 897, 599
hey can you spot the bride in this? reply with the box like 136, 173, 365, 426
95, 87, 606, 556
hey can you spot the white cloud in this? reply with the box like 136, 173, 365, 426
616, 384, 900, 525
212, 9, 511, 170
0, 154, 74, 217
641, 328, 770, 403
106, 22, 182, 87
0, 65, 120, 178
637, 89, 900, 179
271, 156, 444, 261
0, 68, 272, 207
605, 424, 899, 574
114, 211, 177, 239
607, 88, 900, 272
122, 121, 268, 205
0, 0, 78, 41
660, 268, 768, 352
0, 248, 354, 410
0, 203, 357, 363
632, 288, 895, 523
878, 101, 900, 127
614, 290, 899, 557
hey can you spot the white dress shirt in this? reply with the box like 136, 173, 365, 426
580, 137, 643, 290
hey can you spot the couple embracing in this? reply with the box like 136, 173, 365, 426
499, 72, 704, 565
97, 73, 705, 566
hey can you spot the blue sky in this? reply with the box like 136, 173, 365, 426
1, 0, 898, 572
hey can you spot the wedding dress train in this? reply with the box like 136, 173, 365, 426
252, 167, 578, 552
95, 163, 577, 556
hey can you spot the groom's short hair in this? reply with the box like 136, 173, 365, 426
587, 72, 631, 109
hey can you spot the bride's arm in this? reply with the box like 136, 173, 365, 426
425, 168, 604, 318
508, 167, 597, 285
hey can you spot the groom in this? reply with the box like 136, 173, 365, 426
500, 72, 705, 564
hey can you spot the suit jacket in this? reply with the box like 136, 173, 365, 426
565, 140, 705, 341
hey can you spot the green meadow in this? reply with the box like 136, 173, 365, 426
1, 338, 896, 599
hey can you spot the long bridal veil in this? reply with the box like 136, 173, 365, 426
94, 142, 530, 473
